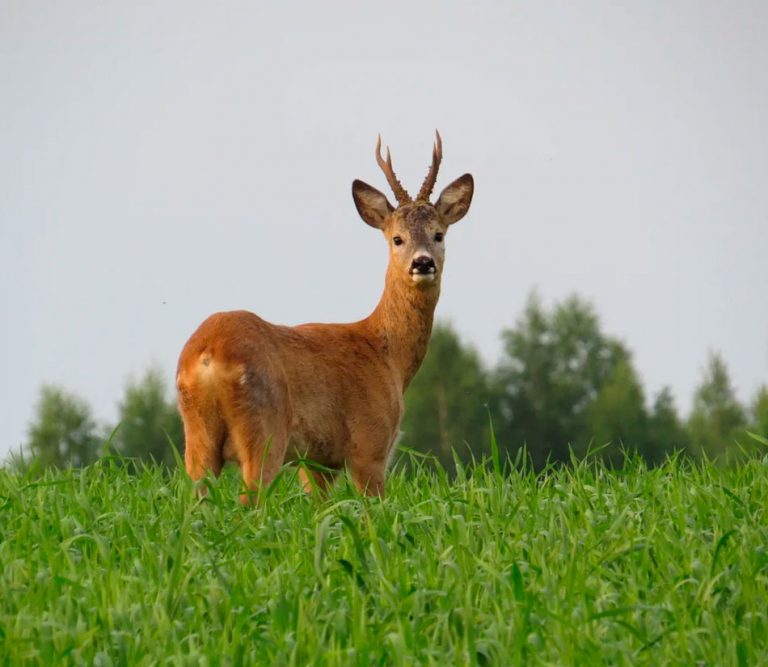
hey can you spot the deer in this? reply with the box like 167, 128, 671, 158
176, 132, 474, 503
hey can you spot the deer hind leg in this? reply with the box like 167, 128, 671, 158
230, 416, 289, 506
298, 466, 338, 495
224, 370, 291, 506
178, 397, 225, 492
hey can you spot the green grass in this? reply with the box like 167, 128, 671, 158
1, 452, 767, 665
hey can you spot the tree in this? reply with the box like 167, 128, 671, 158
749, 385, 768, 443
646, 386, 688, 463
401, 323, 491, 471
27, 386, 101, 467
113, 367, 183, 466
687, 353, 747, 460
495, 293, 630, 467
585, 358, 648, 464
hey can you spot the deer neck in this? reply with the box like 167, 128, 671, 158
367, 264, 440, 389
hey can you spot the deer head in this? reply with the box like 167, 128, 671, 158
352, 132, 474, 288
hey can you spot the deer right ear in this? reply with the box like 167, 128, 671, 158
352, 180, 394, 230
436, 174, 474, 225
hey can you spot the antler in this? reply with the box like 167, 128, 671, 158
376, 135, 411, 206
416, 130, 442, 202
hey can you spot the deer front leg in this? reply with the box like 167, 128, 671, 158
349, 460, 386, 498
348, 435, 392, 498
348, 421, 401, 498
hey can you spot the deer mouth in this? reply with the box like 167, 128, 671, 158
410, 267, 437, 284
409, 254, 437, 283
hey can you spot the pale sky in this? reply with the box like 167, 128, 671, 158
1, 1, 767, 458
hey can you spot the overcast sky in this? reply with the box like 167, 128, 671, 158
1, 1, 767, 459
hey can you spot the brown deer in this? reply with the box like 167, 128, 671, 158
176, 132, 473, 503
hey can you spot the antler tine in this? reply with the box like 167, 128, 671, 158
416, 130, 443, 202
375, 134, 411, 206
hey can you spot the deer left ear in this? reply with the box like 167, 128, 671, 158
352, 180, 394, 230
436, 174, 474, 225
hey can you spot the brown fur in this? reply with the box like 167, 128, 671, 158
176, 136, 474, 503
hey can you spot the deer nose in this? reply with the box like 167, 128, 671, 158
410, 255, 436, 274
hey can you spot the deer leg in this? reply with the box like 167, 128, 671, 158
179, 403, 224, 494
298, 466, 338, 495
219, 367, 292, 505
347, 421, 402, 498
347, 422, 398, 498
230, 418, 288, 506
349, 461, 386, 498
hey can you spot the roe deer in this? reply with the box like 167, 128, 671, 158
176, 132, 473, 502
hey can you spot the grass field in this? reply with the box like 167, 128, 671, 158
1, 448, 767, 665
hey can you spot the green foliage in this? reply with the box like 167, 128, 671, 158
25, 386, 101, 468
688, 353, 748, 461
401, 323, 491, 470
751, 385, 768, 438
113, 367, 183, 466
495, 293, 632, 465
1, 456, 767, 664
586, 358, 648, 462
646, 386, 688, 463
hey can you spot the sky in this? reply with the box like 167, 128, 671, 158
1, 1, 767, 458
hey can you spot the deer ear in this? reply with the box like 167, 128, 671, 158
435, 174, 474, 225
352, 180, 394, 229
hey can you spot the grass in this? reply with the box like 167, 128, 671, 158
1, 450, 767, 665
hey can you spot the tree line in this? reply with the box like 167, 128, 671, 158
17, 293, 768, 472
22, 369, 183, 470
404, 293, 767, 470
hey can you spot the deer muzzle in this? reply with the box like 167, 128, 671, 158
410, 255, 437, 282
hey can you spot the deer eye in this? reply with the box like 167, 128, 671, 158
434, 232, 444, 242
392, 236, 403, 246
